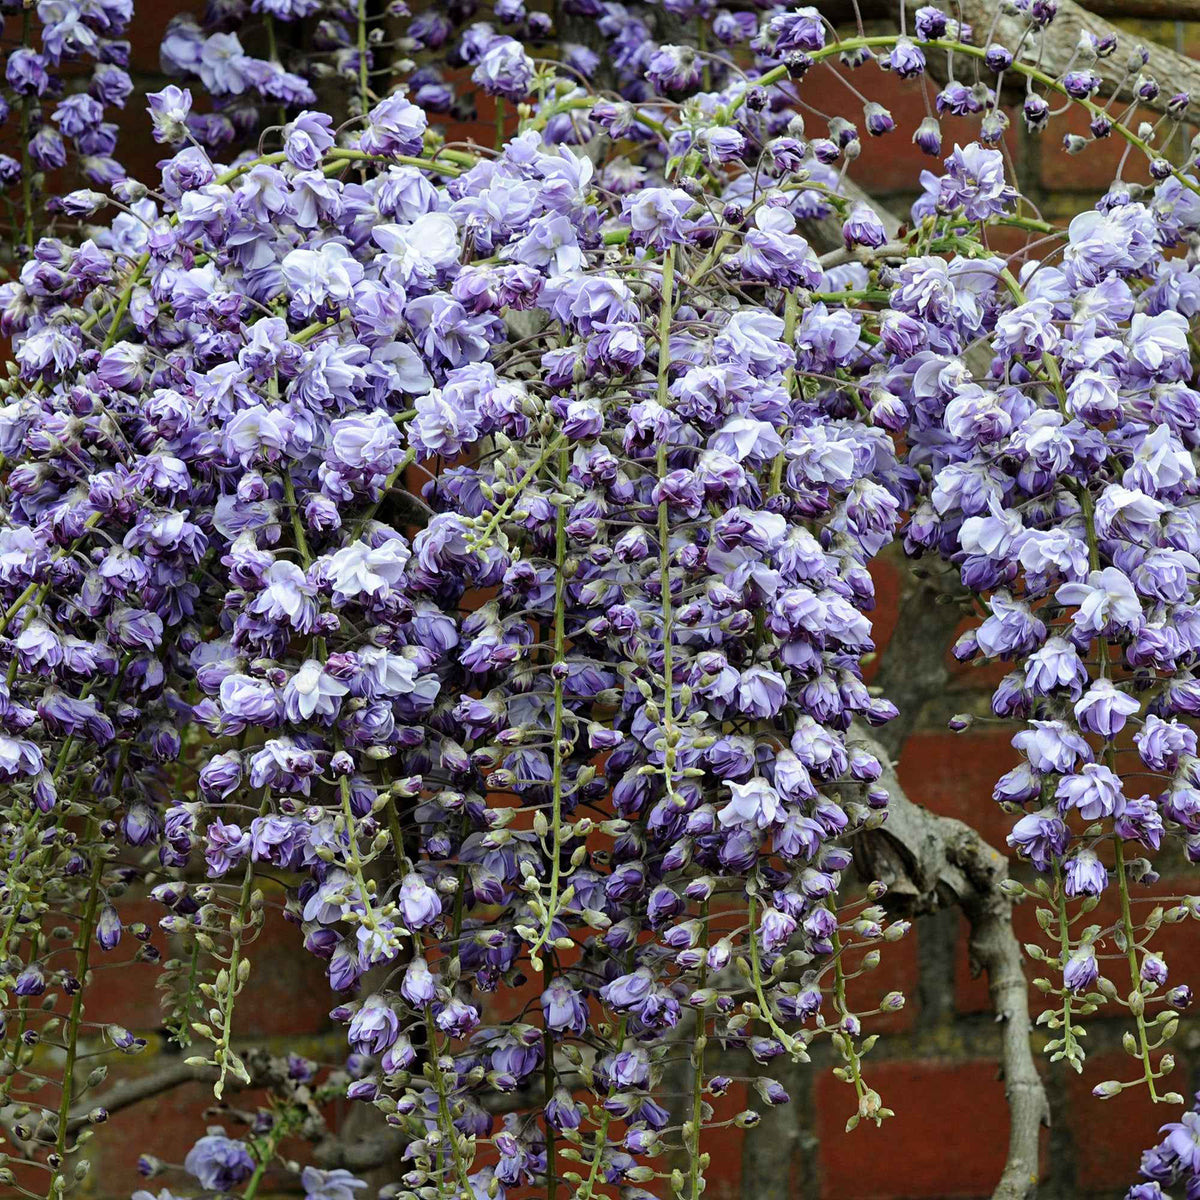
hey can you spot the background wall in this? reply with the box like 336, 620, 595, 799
47, 5, 1200, 1197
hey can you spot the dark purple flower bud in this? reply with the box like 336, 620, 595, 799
30, 128, 68, 171
842, 202, 887, 249
1166, 985, 1193, 1010
645, 43, 702, 93
1141, 954, 1168, 987
1064, 851, 1108, 898
401, 957, 437, 1006
863, 102, 894, 135
1135, 74, 1160, 102
755, 1077, 791, 1105
7, 50, 50, 97
1063, 69, 1100, 98
784, 52, 813, 79
766, 136, 805, 173
136, 1156, 163, 1178
541, 978, 588, 1035
95, 905, 122, 951
346, 1078, 379, 1102
913, 5, 948, 38
811, 138, 840, 164
14, 963, 45, 996
1064, 946, 1099, 993
546, 1088, 582, 1132
984, 43, 1013, 71
887, 38, 926, 77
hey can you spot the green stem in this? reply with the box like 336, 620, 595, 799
576, 1016, 627, 1200
1052, 860, 1080, 1070
687, 901, 710, 1200
52, 741, 131, 1193
746, 895, 797, 1055
1113, 835, 1160, 1100
657, 246, 675, 406
656, 246, 679, 807
830, 922, 867, 1105
213, 795, 267, 1100
242, 1104, 295, 1200
423, 1004, 474, 1198
543, 972, 558, 1200
471, 434, 566, 553
769, 288, 801, 495
528, 446, 570, 972
338, 771, 381, 932
53, 848, 104, 1173
357, 0, 370, 114
282, 473, 312, 566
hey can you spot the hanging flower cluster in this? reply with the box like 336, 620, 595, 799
908, 171, 1200, 1096
156, 10, 318, 139
0, 76, 910, 1197
2, 2, 1200, 1200
0, 0, 136, 259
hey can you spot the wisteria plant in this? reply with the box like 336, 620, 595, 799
4, 1, 1200, 1199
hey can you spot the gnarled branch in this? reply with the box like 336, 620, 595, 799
856, 723, 1049, 1200
915, 0, 1200, 119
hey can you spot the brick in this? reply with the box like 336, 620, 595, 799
90, 1075, 270, 1190
842, 925, 921, 1034
954, 910, 1032, 1015
1037, 101, 1159, 195
111, 102, 170, 194
81, 897, 166, 1031
694, 1080, 750, 1200
227, 906, 336, 1038
801, 66, 933, 197
1066, 1050, 1179, 1192
895, 727, 1017, 851
864, 557, 902, 673
792, 62, 1024, 200
816, 1057, 1023, 1199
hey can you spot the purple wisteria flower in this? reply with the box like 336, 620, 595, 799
6, 8, 1200, 1200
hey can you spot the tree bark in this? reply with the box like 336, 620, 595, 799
917, 0, 1200, 119
869, 553, 973, 762
822, 0, 1200, 24
855, 727, 1050, 1200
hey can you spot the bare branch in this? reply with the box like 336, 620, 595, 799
315, 1125, 407, 1172
869, 552, 972, 762
69, 1057, 275, 1131
921, 0, 1200, 119
826, 0, 1200, 23
856, 725, 1050, 1200
72, 1060, 208, 1127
